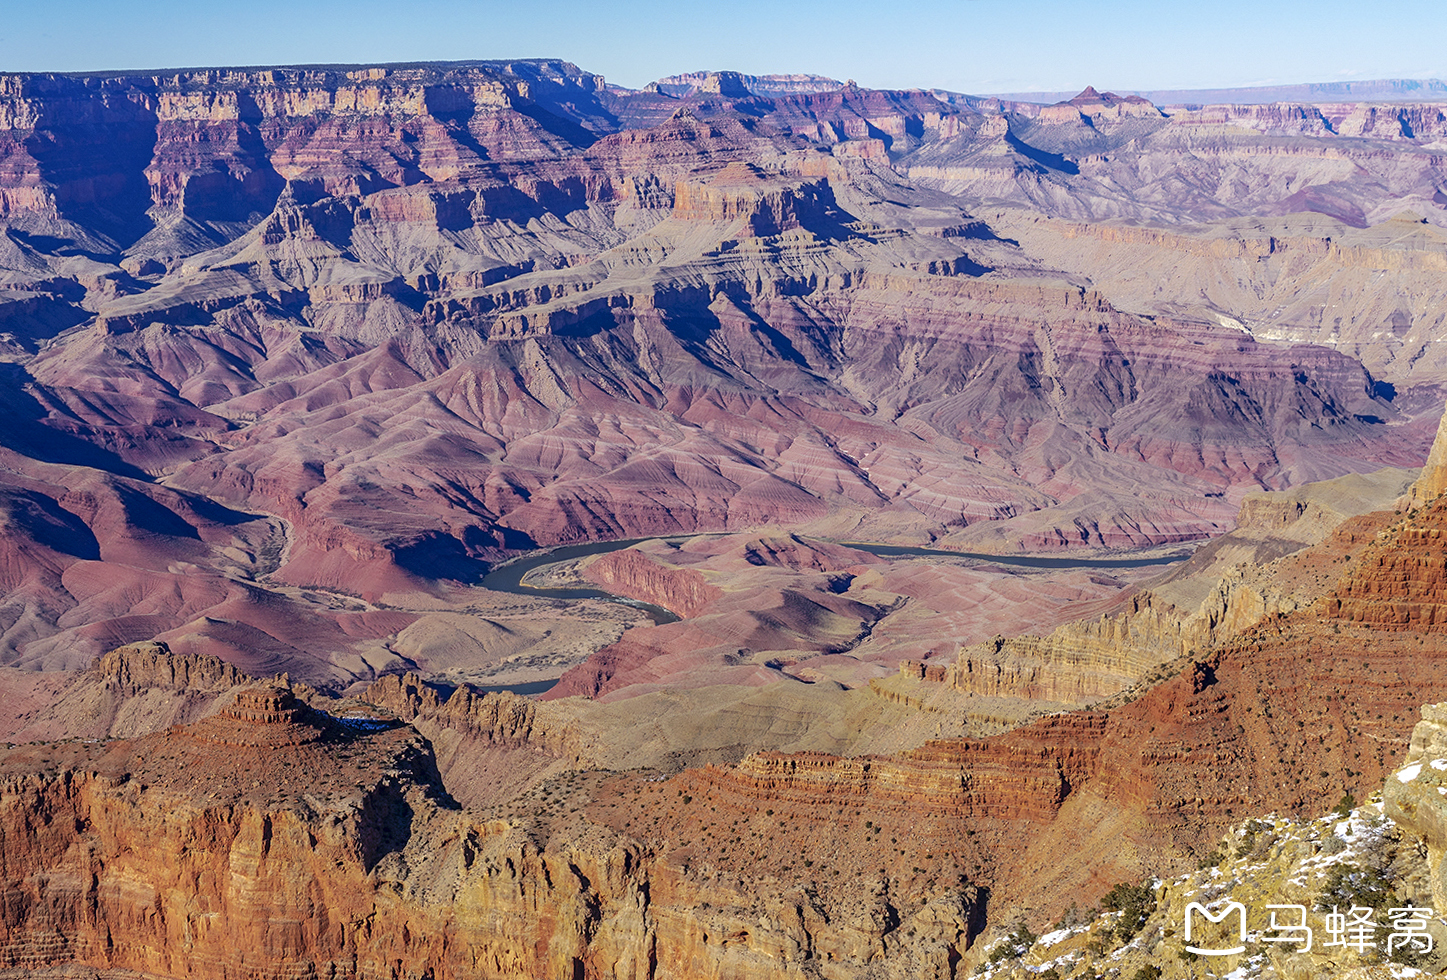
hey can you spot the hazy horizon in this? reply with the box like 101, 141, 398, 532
1, 1, 1440, 97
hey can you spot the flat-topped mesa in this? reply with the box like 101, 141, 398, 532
189, 684, 328, 748
647, 71, 844, 98
695, 71, 752, 98
671, 162, 836, 236
0, 61, 604, 111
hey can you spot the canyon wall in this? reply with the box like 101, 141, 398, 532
942, 475, 1408, 705
1, 62, 1442, 681
5, 483, 1447, 976
0, 686, 984, 980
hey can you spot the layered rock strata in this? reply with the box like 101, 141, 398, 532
580, 548, 723, 618
939, 471, 1414, 707
1, 65, 1442, 680
0, 676, 984, 980
5, 486, 1447, 978
7, 640, 266, 740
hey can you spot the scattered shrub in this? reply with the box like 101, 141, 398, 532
1315, 862, 1394, 914
1101, 881, 1156, 943
983, 921, 1037, 966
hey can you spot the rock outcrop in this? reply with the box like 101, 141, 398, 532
1385, 702, 1447, 912
5, 640, 259, 740
580, 548, 722, 618
365, 670, 593, 755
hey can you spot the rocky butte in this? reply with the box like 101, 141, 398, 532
0, 58, 1445, 978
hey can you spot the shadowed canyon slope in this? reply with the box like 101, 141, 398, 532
1, 62, 1446, 680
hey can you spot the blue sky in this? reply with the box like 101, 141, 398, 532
1, 0, 1438, 95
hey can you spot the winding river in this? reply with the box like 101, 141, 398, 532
480, 537, 687, 625
477, 536, 1190, 695
842, 541, 1192, 569
481, 535, 1191, 624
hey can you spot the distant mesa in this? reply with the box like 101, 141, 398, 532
698, 71, 751, 98
1039, 86, 1165, 121
1060, 85, 1155, 108
645, 70, 844, 98
988, 76, 1447, 106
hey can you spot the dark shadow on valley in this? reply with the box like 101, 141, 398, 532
0, 363, 152, 481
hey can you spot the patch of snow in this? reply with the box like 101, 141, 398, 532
1397, 762, 1423, 783
1032, 951, 1079, 972
1429, 758, 1447, 771
326, 713, 394, 733
1037, 926, 1080, 948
